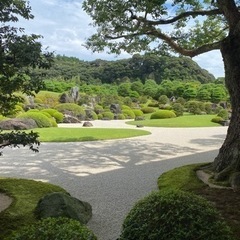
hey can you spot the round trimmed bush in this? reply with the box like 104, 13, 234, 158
141, 107, 156, 114
217, 109, 229, 120
9, 217, 97, 240
121, 105, 131, 110
102, 111, 114, 120
150, 110, 176, 119
116, 114, 125, 120
172, 103, 184, 117
211, 116, 224, 124
97, 113, 103, 120
122, 109, 135, 119
120, 190, 233, 240
17, 112, 53, 128
41, 109, 64, 123
132, 109, 143, 117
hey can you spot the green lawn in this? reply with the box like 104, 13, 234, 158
27, 128, 150, 142
127, 114, 221, 127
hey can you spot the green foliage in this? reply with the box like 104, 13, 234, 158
41, 109, 64, 123
35, 91, 60, 108
54, 103, 85, 118
150, 110, 176, 119
120, 190, 233, 240
185, 100, 203, 115
122, 109, 135, 119
217, 109, 229, 120
8, 217, 97, 240
158, 95, 169, 104
102, 111, 114, 120
141, 107, 156, 114
0, 131, 39, 156
172, 103, 184, 116
116, 114, 125, 120
211, 116, 224, 124
17, 112, 54, 128
132, 109, 143, 117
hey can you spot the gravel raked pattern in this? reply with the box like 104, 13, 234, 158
0, 120, 228, 240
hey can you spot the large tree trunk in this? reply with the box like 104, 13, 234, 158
211, 31, 240, 182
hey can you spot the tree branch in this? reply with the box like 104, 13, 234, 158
130, 9, 221, 25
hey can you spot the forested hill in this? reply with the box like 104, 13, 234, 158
37, 54, 215, 84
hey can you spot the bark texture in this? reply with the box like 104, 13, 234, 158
212, 4, 240, 182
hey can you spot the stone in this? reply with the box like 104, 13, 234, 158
83, 121, 93, 127
63, 115, 81, 123
136, 124, 144, 128
35, 192, 92, 224
0, 118, 37, 130
110, 104, 121, 114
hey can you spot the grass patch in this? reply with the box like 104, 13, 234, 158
0, 178, 67, 239
26, 128, 150, 142
128, 114, 220, 127
157, 163, 206, 191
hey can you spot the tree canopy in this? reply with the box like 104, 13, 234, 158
0, 0, 53, 154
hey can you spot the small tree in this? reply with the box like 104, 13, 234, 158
0, 1, 53, 154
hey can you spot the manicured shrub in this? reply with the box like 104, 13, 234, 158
116, 114, 125, 120
185, 101, 202, 115
121, 105, 131, 110
54, 103, 85, 119
158, 95, 169, 104
172, 103, 184, 117
204, 102, 213, 114
122, 109, 135, 119
132, 109, 143, 117
120, 190, 233, 240
9, 217, 97, 240
41, 109, 64, 123
97, 114, 103, 120
148, 101, 159, 107
150, 110, 176, 119
102, 112, 114, 120
17, 112, 54, 128
27, 109, 40, 112
94, 105, 104, 114
211, 116, 224, 124
217, 109, 229, 120
141, 107, 156, 114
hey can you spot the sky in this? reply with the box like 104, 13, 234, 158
15, 0, 224, 78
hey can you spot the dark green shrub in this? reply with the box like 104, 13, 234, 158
172, 103, 184, 117
102, 112, 114, 120
17, 112, 53, 128
211, 116, 224, 124
150, 110, 176, 119
185, 101, 202, 115
94, 105, 104, 114
122, 109, 135, 119
158, 95, 169, 104
204, 102, 213, 114
141, 107, 156, 114
54, 103, 85, 119
148, 101, 159, 107
217, 109, 229, 120
97, 113, 103, 120
9, 217, 97, 240
120, 190, 233, 240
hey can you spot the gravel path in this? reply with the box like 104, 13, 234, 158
0, 120, 227, 240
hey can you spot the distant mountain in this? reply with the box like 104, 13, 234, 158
34, 54, 215, 84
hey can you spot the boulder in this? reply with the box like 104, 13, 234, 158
35, 192, 92, 224
0, 118, 37, 130
83, 121, 93, 127
110, 104, 121, 114
63, 115, 81, 123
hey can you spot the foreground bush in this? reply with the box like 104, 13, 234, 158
217, 109, 229, 120
122, 109, 135, 119
120, 190, 233, 240
141, 107, 156, 114
17, 112, 55, 128
211, 116, 224, 124
9, 217, 97, 240
150, 110, 176, 119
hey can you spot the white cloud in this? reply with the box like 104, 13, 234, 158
15, 0, 224, 78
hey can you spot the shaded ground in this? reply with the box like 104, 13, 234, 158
194, 187, 240, 239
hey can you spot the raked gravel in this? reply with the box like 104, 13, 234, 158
0, 120, 227, 240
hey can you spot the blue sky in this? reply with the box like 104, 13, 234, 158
16, 0, 224, 78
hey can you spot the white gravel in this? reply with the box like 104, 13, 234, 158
0, 120, 228, 240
